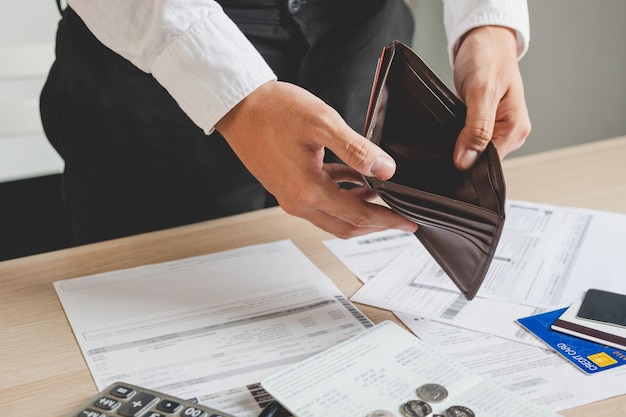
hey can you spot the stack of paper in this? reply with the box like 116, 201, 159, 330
54, 240, 373, 417
324, 200, 626, 411
262, 321, 561, 417
342, 201, 626, 346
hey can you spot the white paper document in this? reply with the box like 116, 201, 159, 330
323, 229, 416, 282
411, 201, 626, 308
332, 201, 626, 307
351, 240, 545, 346
262, 321, 560, 417
396, 314, 626, 412
54, 240, 372, 417
333, 201, 626, 344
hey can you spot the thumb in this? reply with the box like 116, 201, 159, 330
328, 124, 397, 180
454, 99, 497, 171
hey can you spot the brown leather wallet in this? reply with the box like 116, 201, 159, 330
363, 40, 506, 300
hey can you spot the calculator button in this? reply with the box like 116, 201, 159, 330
181, 406, 207, 417
157, 399, 182, 413
78, 408, 108, 417
94, 396, 120, 411
144, 413, 166, 417
110, 384, 136, 399
117, 392, 158, 417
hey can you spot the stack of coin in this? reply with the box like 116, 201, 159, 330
400, 399, 432, 417
366, 383, 475, 417
416, 383, 448, 403
443, 405, 475, 417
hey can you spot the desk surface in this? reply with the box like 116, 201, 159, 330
2, 136, 626, 416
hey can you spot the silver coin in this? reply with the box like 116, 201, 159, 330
445, 405, 475, 417
366, 411, 397, 417
416, 383, 448, 403
400, 399, 432, 417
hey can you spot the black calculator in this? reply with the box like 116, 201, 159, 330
65, 382, 237, 417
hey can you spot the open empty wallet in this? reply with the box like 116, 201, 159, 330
362, 40, 506, 300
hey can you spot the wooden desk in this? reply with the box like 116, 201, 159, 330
2, 136, 626, 416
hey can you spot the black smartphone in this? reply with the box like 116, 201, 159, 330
576, 289, 626, 328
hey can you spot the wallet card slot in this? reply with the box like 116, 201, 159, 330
371, 180, 501, 252
397, 57, 456, 124
395, 41, 465, 112
380, 191, 496, 253
364, 46, 396, 142
390, 56, 458, 128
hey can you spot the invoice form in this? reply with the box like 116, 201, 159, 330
403, 201, 618, 308
262, 321, 560, 417
54, 240, 372, 417
397, 314, 626, 412
328, 200, 626, 344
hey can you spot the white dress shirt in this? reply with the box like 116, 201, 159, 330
442, 0, 530, 65
66, 0, 529, 135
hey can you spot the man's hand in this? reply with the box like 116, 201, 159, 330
215, 80, 418, 238
452, 25, 531, 170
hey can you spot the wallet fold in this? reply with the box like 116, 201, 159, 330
363, 41, 506, 300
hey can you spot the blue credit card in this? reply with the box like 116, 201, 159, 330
517, 308, 626, 374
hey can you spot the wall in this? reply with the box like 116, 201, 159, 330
410, 0, 626, 157
0, 1, 60, 46
0, 0, 62, 182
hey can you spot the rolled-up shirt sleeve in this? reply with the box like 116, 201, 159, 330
442, 0, 530, 66
66, 0, 277, 134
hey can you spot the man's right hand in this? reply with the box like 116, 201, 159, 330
215, 80, 418, 238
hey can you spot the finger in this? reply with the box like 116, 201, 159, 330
322, 117, 397, 181
491, 116, 529, 157
306, 200, 416, 239
305, 209, 390, 239
323, 163, 367, 185
318, 184, 417, 235
453, 92, 498, 170
282, 172, 417, 238
490, 92, 532, 157
322, 164, 381, 202
352, 187, 380, 203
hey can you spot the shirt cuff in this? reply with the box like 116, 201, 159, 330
150, 9, 277, 135
443, 0, 530, 67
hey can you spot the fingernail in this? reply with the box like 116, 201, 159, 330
370, 156, 395, 179
458, 149, 479, 170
